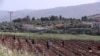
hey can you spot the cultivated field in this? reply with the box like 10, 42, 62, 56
0, 32, 100, 56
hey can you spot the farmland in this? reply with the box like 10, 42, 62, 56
1, 1, 100, 56
0, 32, 100, 41
0, 16, 100, 56
0, 32, 100, 56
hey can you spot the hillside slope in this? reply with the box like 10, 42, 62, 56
0, 2, 100, 21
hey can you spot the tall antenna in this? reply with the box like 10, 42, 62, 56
8, 11, 13, 22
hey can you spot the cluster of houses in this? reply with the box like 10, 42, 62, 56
22, 22, 66, 32
21, 19, 100, 34
22, 24, 54, 32
68, 21, 100, 34
82, 21, 100, 29
92, 22, 100, 29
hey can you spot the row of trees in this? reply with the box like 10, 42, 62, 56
13, 16, 35, 23
13, 15, 83, 22
13, 16, 65, 22
13, 15, 97, 23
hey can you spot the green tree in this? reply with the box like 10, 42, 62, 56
81, 16, 88, 21
50, 16, 59, 21
22, 16, 30, 22
13, 18, 22, 23
32, 17, 35, 21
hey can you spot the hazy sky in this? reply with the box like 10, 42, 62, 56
0, 0, 99, 11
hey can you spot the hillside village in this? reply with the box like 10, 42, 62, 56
0, 15, 100, 35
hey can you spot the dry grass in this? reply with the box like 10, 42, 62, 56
0, 44, 35, 56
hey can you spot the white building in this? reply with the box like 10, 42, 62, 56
92, 22, 100, 29
82, 22, 100, 29
22, 24, 53, 32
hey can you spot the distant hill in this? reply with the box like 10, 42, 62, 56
87, 13, 100, 22
0, 2, 100, 22
88, 14, 100, 19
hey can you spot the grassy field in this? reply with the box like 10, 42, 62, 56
0, 32, 100, 41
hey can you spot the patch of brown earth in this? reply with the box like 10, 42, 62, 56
0, 35, 100, 56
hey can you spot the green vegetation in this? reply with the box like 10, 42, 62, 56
0, 44, 35, 56
0, 32, 100, 41
1, 15, 100, 35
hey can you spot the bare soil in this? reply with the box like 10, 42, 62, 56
0, 35, 100, 56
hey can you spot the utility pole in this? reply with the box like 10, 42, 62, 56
8, 11, 13, 22
8, 11, 13, 32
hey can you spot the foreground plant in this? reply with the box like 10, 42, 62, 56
0, 44, 35, 56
